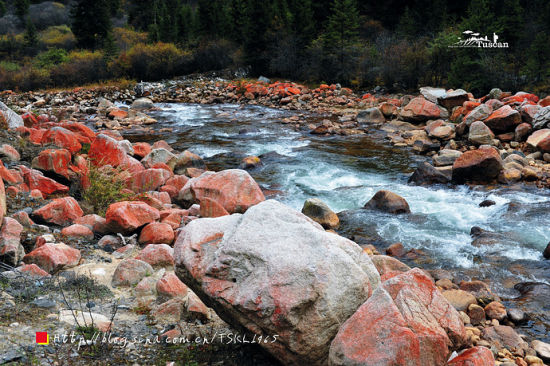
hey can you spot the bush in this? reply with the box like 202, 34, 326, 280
122, 42, 188, 80
39, 25, 76, 49
49, 49, 108, 86
113, 26, 147, 52
82, 164, 133, 216
35, 47, 68, 68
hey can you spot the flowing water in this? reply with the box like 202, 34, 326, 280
124, 102, 550, 340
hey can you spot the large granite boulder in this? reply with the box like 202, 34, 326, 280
174, 200, 380, 365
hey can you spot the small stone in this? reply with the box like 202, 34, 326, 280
442, 289, 477, 312
531, 340, 550, 361
544, 243, 550, 259
507, 308, 527, 324
484, 301, 507, 321
479, 200, 496, 207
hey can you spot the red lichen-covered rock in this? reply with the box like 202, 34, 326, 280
0, 144, 20, 162
174, 200, 380, 365
0, 161, 21, 184
41, 127, 82, 154
166, 175, 189, 190
11, 211, 34, 227
108, 109, 128, 119
484, 105, 521, 133
132, 142, 152, 159
32, 197, 83, 226
452, 147, 503, 183
370, 255, 411, 282
138, 222, 175, 245
156, 272, 188, 300
448, 346, 495, 366
0, 217, 24, 266
159, 184, 179, 200
125, 168, 171, 193
538, 135, 550, 153
136, 243, 174, 267
111, 258, 153, 287
0, 176, 5, 220
19, 166, 69, 197
23, 243, 81, 273
16, 263, 51, 278
74, 214, 108, 234
199, 197, 230, 218
398, 97, 441, 123
178, 169, 265, 214
31, 149, 71, 179
61, 224, 94, 240
59, 122, 95, 143
329, 268, 467, 366
29, 189, 43, 199
160, 210, 186, 229
88, 134, 128, 167
105, 201, 160, 234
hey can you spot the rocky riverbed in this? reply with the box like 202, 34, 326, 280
0, 76, 549, 365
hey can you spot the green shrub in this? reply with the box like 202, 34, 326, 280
35, 48, 69, 68
82, 164, 133, 216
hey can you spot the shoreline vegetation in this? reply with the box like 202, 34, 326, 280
1, 0, 550, 95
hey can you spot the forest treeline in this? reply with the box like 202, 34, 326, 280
1, 0, 550, 94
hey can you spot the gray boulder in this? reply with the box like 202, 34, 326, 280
357, 107, 385, 125
0, 102, 23, 129
131, 97, 154, 110
464, 104, 492, 126
174, 200, 380, 366
533, 106, 550, 130
469, 121, 495, 145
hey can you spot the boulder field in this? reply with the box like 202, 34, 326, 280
0, 80, 549, 365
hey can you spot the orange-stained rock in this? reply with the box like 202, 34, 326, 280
23, 242, 81, 273
32, 197, 83, 226
159, 184, 178, 200
125, 168, 171, 193
105, 201, 160, 234
41, 127, 82, 154
165, 175, 189, 190
31, 149, 71, 179
178, 169, 265, 214
138, 222, 175, 245
19, 166, 69, 197
61, 224, 94, 240
540, 96, 550, 107
0, 144, 20, 162
399, 97, 441, 123
370, 255, 411, 282
0, 160, 21, 184
447, 346, 495, 366
484, 105, 521, 133
452, 147, 503, 183
136, 243, 174, 267
133, 142, 152, 159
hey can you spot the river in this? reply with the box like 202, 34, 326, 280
123, 102, 550, 341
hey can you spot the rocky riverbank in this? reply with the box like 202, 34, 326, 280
0, 77, 549, 365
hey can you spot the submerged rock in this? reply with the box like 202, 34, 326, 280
408, 162, 450, 185
174, 200, 380, 365
364, 190, 411, 214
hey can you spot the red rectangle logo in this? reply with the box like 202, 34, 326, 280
36, 332, 49, 345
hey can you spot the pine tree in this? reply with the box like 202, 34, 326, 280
103, 31, 119, 62
230, 0, 249, 43
177, 4, 195, 44
289, 0, 314, 44
325, 0, 359, 48
0, 1, 6, 18
23, 17, 38, 48
71, 0, 113, 50
15, 0, 30, 21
